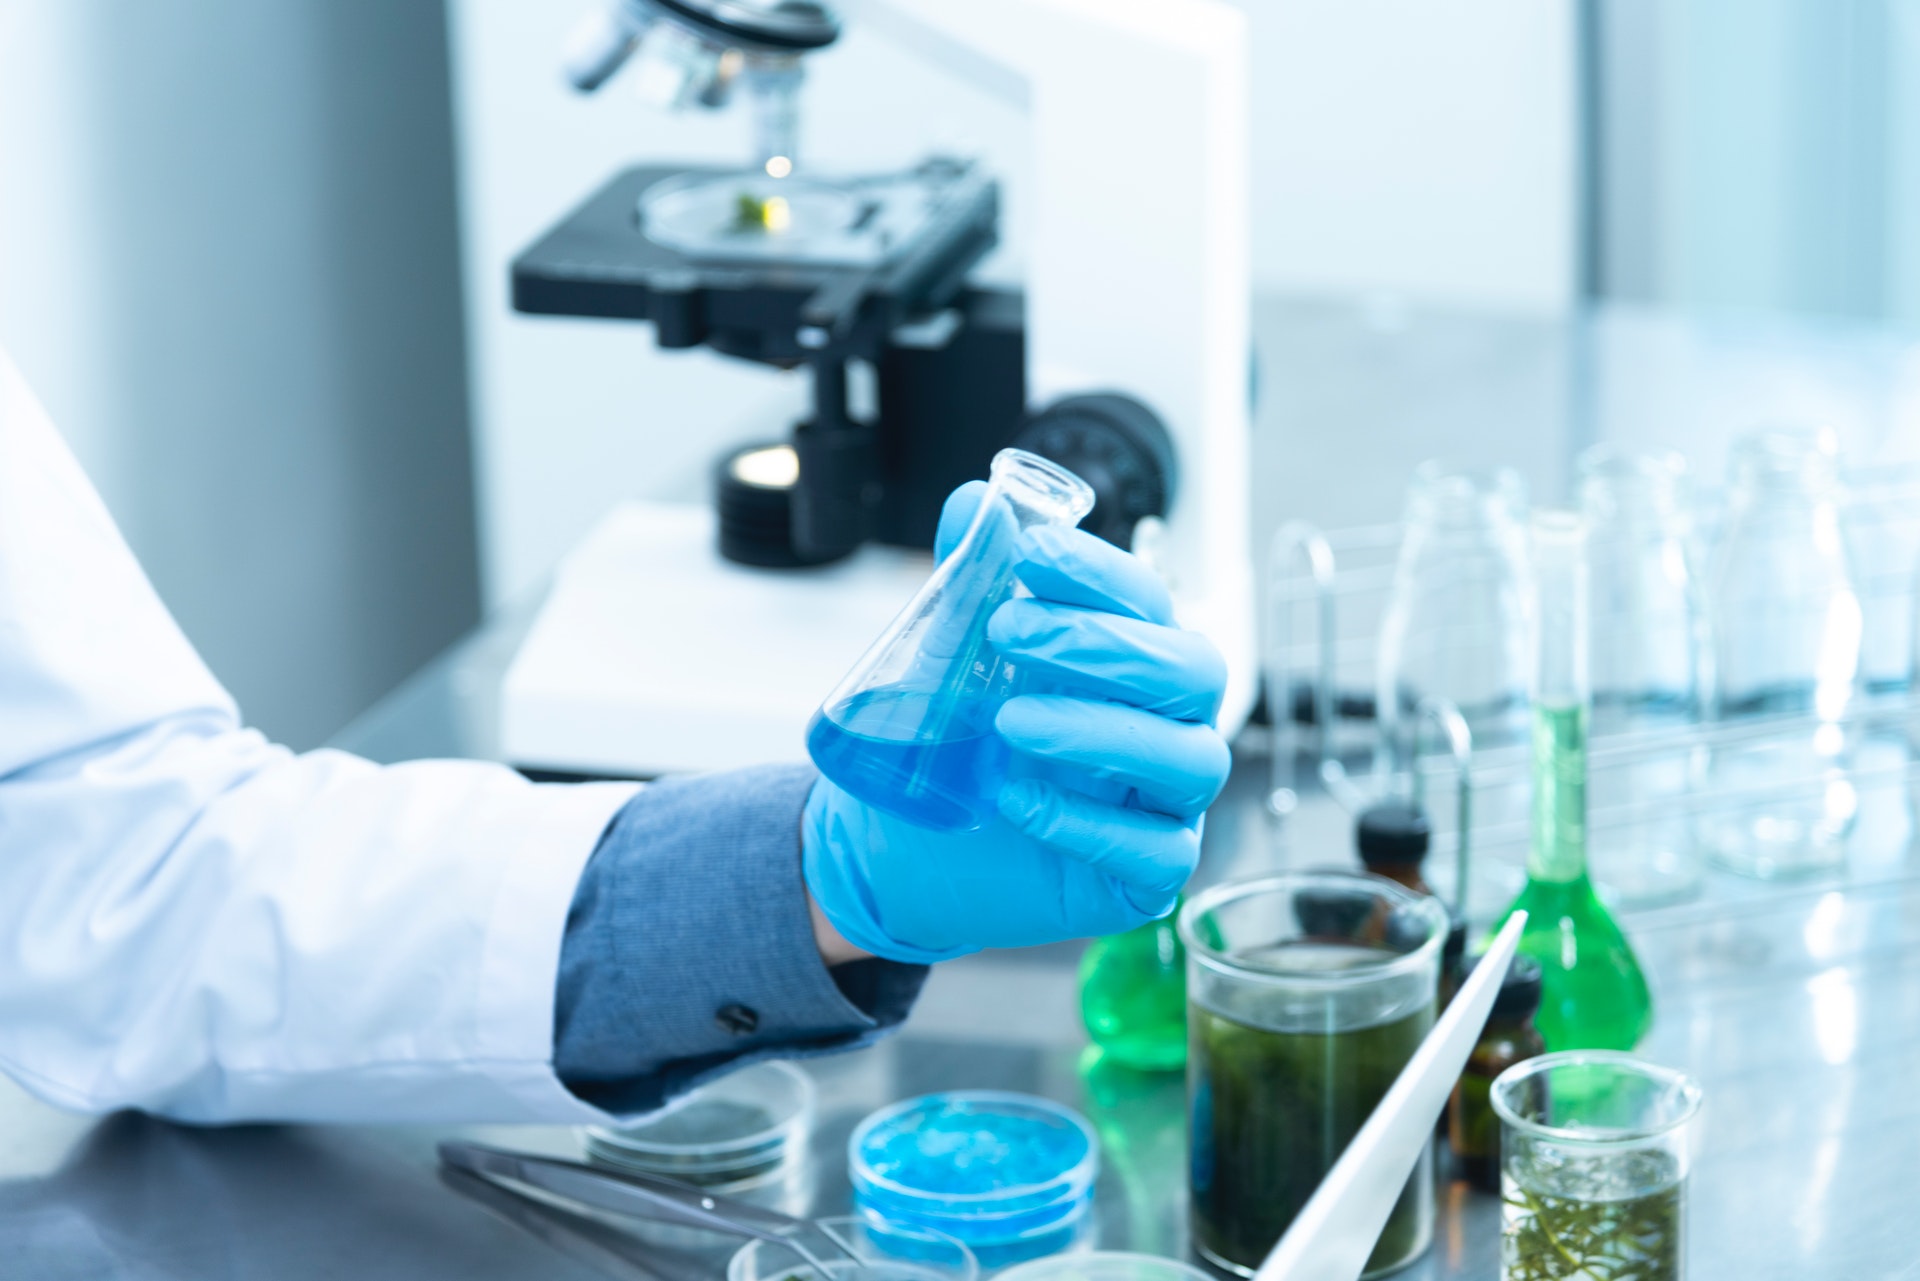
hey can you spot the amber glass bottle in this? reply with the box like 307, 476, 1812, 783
1449, 954, 1546, 1190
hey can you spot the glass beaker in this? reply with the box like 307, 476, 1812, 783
1496, 512, 1652, 1053
1377, 464, 1532, 778
728, 1216, 978, 1281
806, 449, 1095, 830
1579, 447, 1704, 908
1698, 428, 1861, 879
1492, 1051, 1701, 1281
1179, 872, 1447, 1279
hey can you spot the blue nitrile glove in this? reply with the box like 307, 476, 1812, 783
802, 480, 1232, 964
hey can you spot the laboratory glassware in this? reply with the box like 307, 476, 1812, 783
1494, 512, 1653, 1052
439, 1140, 924, 1276
730, 1217, 979, 1281
1250, 913, 1527, 1281
996, 1253, 1212, 1281
1699, 427, 1861, 879
584, 1060, 813, 1188
583, 1060, 814, 1234
807, 449, 1096, 831
1355, 799, 1434, 896
849, 1091, 1100, 1267
1492, 1051, 1701, 1281
1179, 871, 1448, 1279
1579, 446, 1705, 908
1376, 464, 1531, 778
1079, 901, 1187, 1072
1447, 954, 1545, 1191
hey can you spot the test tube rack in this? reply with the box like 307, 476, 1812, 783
1261, 461, 1920, 927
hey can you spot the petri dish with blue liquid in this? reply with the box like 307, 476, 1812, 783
849, 1091, 1100, 1268
806, 450, 1096, 831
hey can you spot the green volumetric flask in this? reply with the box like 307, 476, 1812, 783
1078, 906, 1187, 1071
1495, 514, 1653, 1052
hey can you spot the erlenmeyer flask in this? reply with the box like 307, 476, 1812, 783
806, 448, 1095, 831
1580, 446, 1704, 908
1376, 464, 1532, 775
1699, 428, 1861, 879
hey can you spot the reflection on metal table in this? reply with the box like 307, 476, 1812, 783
7, 297, 1920, 1278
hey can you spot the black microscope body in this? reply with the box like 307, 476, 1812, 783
511, 161, 1173, 565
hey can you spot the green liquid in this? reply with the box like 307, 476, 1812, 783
1188, 943, 1432, 1277
1079, 913, 1187, 1071
1496, 702, 1653, 1051
1501, 1159, 1683, 1281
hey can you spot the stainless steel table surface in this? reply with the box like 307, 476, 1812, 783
8, 297, 1920, 1279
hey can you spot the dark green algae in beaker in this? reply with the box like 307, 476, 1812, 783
1187, 940, 1434, 1278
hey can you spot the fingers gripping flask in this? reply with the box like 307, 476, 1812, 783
806, 449, 1095, 831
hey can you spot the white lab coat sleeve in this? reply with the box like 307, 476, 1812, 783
0, 349, 639, 1125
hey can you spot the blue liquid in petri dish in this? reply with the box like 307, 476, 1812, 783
849, 1091, 1100, 1268
807, 686, 1010, 831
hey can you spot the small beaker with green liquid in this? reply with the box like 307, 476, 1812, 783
1493, 1051, 1701, 1281
1495, 512, 1653, 1051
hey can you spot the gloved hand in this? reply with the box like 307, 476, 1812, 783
802, 481, 1232, 964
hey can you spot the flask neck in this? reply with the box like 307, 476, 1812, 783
980, 448, 1096, 533
1531, 511, 1588, 706
1404, 468, 1525, 542
1727, 429, 1843, 511
941, 450, 1095, 587
1528, 700, 1589, 883
1580, 451, 1687, 536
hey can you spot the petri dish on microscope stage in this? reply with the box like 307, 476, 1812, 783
584, 1059, 814, 1189
729, 1216, 978, 1281
639, 166, 972, 268
849, 1091, 1101, 1268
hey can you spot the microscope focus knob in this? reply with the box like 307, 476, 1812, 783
1014, 393, 1176, 550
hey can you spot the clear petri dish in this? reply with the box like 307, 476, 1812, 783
585, 1060, 814, 1187
729, 1216, 978, 1281
994, 1252, 1213, 1281
849, 1091, 1100, 1268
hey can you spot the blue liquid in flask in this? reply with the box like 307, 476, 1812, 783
806, 686, 1011, 831
806, 448, 1095, 831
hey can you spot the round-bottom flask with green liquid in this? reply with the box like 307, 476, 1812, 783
1497, 516, 1654, 1053
1079, 907, 1187, 1072
1498, 702, 1651, 1051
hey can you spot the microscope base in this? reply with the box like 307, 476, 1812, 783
500, 501, 934, 777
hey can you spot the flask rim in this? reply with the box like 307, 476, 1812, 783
988, 448, 1095, 525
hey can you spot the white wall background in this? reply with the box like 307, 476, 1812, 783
0, 0, 480, 748
448, 0, 1578, 608
1246, 0, 1578, 311
1593, 0, 1920, 329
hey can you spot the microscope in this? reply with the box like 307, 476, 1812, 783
501, 0, 1253, 777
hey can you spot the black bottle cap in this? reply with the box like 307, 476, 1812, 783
1476, 953, 1544, 1021
1355, 801, 1432, 868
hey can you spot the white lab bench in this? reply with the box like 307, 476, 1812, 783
4, 295, 1919, 1278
